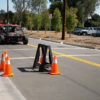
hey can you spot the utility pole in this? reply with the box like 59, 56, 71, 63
62, 0, 66, 40
7, 0, 9, 24
7, 0, 9, 34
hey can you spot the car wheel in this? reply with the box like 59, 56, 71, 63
82, 32, 87, 36
23, 36, 28, 45
0, 35, 5, 44
78, 32, 82, 35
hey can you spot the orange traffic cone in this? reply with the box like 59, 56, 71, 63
40, 52, 43, 63
4, 50, 8, 61
0, 54, 5, 71
49, 55, 61, 75
2, 56, 14, 77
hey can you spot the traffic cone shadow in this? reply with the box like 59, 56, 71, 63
0, 54, 5, 71
2, 56, 14, 77
49, 55, 61, 75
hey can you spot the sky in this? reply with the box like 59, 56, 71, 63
0, 0, 100, 15
0, 0, 14, 12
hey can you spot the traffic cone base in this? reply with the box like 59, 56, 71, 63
2, 56, 14, 77
49, 56, 61, 75
49, 72, 61, 75
2, 73, 14, 77
49, 65, 61, 75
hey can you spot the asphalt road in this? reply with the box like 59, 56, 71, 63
0, 37, 100, 100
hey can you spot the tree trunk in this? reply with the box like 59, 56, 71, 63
45, 28, 46, 34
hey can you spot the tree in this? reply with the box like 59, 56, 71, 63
33, 14, 42, 31
67, 0, 99, 25
28, 0, 47, 13
41, 10, 50, 33
0, 10, 6, 23
22, 11, 34, 29
49, 0, 66, 39
66, 8, 78, 37
49, 1, 63, 16
8, 11, 14, 24
52, 8, 62, 32
12, 12, 19, 24
85, 14, 100, 27
0, 10, 15, 24
49, 0, 63, 2
50, 0, 99, 26
92, 14, 100, 21
12, 0, 28, 26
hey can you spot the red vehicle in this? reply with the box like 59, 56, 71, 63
0, 24, 28, 44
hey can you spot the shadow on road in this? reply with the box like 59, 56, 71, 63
0, 42, 23, 45
18, 66, 50, 74
18, 67, 39, 72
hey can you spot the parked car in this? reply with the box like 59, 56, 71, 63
92, 27, 100, 37
72, 27, 83, 35
72, 27, 100, 36
0, 24, 28, 44
79, 27, 96, 36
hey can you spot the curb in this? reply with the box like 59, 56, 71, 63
29, 37, 100, 50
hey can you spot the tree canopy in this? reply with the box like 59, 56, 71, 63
28, 0, 47, 13
0, 0, 100, 32
41, 10, 50, 33
66, 8, 78, 31
52, 8, 62, 32
67, 0, 99, 24
49, 0, 100, 25
85, 14, 100, 27
49, 1, 63, 16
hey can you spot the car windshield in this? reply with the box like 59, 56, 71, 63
16, 26, 24, 35
74, 28, 84, 30
4, 26, 23, 33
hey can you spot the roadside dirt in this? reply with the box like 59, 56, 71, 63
24, 30, 100, 48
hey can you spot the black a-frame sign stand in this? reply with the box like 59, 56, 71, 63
33, 44, 53, 72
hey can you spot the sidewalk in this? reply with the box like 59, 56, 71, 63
0, 74, 26, 100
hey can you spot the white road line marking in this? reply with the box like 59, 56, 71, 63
0, 48, 35, 51
69, 54, 100, 57
10, 57, 35, 60
0, 54, 99, 61
10, 55, 62, 60
52, 47, 87, 50
54, 54, 100, 57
